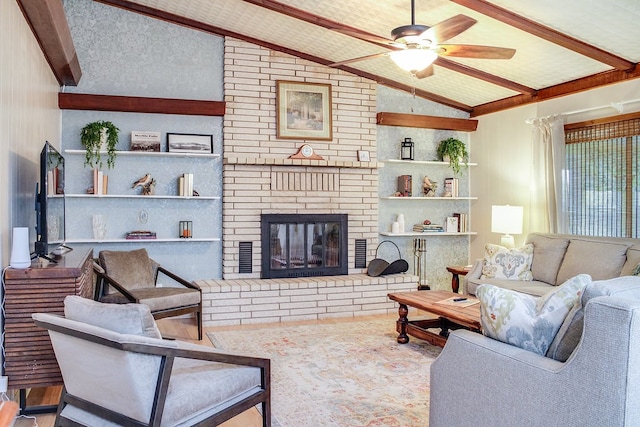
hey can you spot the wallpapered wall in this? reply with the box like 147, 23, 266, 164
61, 0, 224, 279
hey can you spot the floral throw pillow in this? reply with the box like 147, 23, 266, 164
480, 243, 534, 281
476, 274, 591, 356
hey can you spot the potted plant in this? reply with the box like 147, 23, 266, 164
80, 120, 119, 169
436, 137, 469, 175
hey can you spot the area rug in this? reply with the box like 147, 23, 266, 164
208, 318, 441, 426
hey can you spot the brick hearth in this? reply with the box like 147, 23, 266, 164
198, 273, 419, 327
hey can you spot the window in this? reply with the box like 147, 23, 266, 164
564, 116, 639, 238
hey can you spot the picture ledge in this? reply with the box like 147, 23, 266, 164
224, 157, 382, 169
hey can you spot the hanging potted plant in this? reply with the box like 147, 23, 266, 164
436, 137, 469, 175
80, 120, 119, 169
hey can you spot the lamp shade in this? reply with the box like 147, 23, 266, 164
390, 48, 437, 73
491, 205, 523, 248
10, 227, 32, 269
491, 205, 523, 234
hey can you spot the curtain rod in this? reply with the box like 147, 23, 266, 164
527, 98, 640, 123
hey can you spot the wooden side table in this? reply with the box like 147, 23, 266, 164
446, 265, 470, 293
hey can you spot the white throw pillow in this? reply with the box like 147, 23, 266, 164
480, 243, 534, 281
476, 274, 591, 355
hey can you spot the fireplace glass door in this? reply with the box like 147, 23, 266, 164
262, 214, 348, 278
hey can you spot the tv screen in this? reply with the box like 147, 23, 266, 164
34, 141, 65, 258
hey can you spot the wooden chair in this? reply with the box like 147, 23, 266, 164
33, 296, 271, 427
94, 248, 203, 340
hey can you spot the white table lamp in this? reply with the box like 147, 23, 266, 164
491, 205, 523, 249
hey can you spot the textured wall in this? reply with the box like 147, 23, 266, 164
61, 0, 224, 279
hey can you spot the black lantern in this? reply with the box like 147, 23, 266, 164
401, 137, 414, 160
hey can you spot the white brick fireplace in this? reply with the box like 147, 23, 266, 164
197, 38, 418, 327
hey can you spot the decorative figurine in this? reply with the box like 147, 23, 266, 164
423, 176, 438, 197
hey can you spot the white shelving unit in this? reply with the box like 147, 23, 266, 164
380, 231, 477, 237
62, 148, 221, 246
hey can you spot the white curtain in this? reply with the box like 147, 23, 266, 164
528, 115, 567, 233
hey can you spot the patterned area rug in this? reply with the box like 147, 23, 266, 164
208, 317, 441, 426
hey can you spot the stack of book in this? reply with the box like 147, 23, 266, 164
452, 213, 469, 232
443, 177, 459, 197
125, 230, 157, 240
413, 223, 444, 232
92, 169, 108, 195
178, 173, 194, 197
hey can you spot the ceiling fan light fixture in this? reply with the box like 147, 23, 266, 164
390, 48, 437, 73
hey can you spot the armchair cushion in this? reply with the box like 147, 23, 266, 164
476, 274, 590, 355
480, 243, 533, 281
99, 248, 155, 293
100, 287, 201, 312
64, 295, 162, 339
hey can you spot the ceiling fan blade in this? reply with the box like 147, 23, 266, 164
333, 28, 395, 46
437, 44, 516, 59
421, 14, 477, 44
414, 64, 434, 79
329, 52, 388, 67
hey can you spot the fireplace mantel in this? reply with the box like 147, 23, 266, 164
224, 156, 382, 169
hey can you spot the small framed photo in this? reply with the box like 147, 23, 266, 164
167, 133, 213, 154
357, 150, 370, 161
446, 216, 459, 233
276, 81, 332, 140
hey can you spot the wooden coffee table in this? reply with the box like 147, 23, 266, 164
387, 290, 481, 347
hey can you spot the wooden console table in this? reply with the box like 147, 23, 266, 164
3, 248, 93, 413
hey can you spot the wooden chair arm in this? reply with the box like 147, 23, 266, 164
95, 270, 139, 302
156, 266, 201, 291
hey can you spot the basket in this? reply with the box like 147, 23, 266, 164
367, 241, 409, 277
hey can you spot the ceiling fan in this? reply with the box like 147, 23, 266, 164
330, 0, 515, 78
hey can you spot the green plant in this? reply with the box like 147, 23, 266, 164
80, 120, 119, 169
436, 137, 469, 175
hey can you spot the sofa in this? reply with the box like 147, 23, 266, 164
464, 232, 640, 296
429, 276, 640, 427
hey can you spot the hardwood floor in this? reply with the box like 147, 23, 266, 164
13, 313, 401, 427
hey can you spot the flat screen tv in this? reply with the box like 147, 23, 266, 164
34, 141, 66, 260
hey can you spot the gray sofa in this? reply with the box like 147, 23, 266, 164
464, 232, 640, 296
430, 276, 640, 427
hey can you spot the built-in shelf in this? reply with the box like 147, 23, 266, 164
65, 149, 220, 159
380, 232, 477, 237
381, 196, 478, 200
65, 194, 219, 200
65, 237, 219, 244
383, 159, 477, 166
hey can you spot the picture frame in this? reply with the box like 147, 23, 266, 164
167, 133, 213, 154
357, 150, 370, 161
276, 81, 332, 140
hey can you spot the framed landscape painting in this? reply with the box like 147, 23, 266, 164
276, 81, 332, 140
167, 133, 213, 154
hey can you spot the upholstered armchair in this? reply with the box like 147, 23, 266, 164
429, 277, 640, 427
33, 296, 271, 427
94, 248, 203, 340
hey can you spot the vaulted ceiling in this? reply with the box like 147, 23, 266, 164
23, 0, 640, 117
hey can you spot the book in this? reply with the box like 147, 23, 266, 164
126, 230, 157, 240
397, 175, 412, 197
435, 297, 480, 308
443, 177, 459, 197
446, 216, 459, 233
131, 131, 161, 152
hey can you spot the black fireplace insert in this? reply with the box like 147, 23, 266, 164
261, 213, 348, 278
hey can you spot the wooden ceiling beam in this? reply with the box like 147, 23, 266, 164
451, 0, 634, 71
17, 0, 81, 86
95, 0, 472, 112
470, 65, 640, 117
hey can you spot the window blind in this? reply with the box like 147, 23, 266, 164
565, 117, 639, 238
